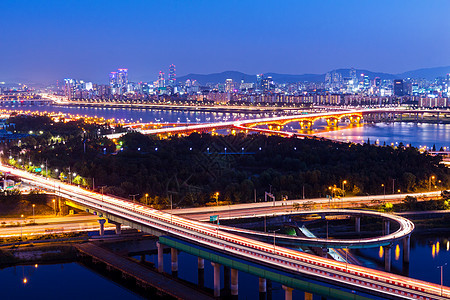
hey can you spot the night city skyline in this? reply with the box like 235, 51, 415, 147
1, 0, 450, 84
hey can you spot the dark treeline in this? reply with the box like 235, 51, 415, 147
2, 115, 449, 209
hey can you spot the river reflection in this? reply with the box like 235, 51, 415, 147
0, 263, 142, 300
317, 122, 450, 149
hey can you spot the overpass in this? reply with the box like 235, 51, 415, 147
1, 163, 449, 299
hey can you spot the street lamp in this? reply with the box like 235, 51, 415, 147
20, 214, 24, 240
342, 180, 347, 196
381, 184, 386, 199
438, 263, 447, 296
271, 229, 281, 251
52, 199, 56, 215
145, 193, 149, 205
429, 175, 436, 192
32, 204, 35, 223
215, 192, 220, 207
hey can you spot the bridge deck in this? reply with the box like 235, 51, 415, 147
75, 243, 213, 300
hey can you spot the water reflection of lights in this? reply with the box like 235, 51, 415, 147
379, 245, 384, 258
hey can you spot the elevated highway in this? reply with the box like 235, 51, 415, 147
1, 163, 448, 299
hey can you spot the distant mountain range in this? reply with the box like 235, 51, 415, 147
178, 66, 450, 85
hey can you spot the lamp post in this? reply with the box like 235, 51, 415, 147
99, 186, 107, 202
271, 229, 281, 251
32, 204, 35, 223
145, 194, 149, 205
52, 199, 56, 216
381, 184, 386, 199
214, 192, 220, 207
342, 180, 347, 196
429, 175, 435, 192
20, 214, 24, 240
438, 263, 447, 296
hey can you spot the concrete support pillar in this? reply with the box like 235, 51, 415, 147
231, 268, 238, 296
305, 292, 313, 300
115, 223, 121, 235
282, 285, 293, 300
384, 220, 390, 235
171, 248, 178, 276
157, 241, 164, 273
403, 235, 411, 263
355, 217, 361, 233
259, 277, 267, 293
198, 257, 205, 287
198, 257, 205, 269
98, 219, 106, 236
384, 245, 392, 272
211, 262, 221, 297
140, 254, 145, 263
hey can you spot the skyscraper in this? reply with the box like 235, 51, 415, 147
394, 79, 404, 96
168, 64, 176, 87
158, 71, 165, 88
109, 69, 128, 95
256, 74, 264, 91
225, 79, 233, 92
117, 69, 128, 89
64, 78, 75, 100
109, 72, 117, 86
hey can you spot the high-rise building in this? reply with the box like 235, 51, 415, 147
109, 69, 128, 95
64, 78, 75, 100
158, 71, 165, 88
394, 79, 404, 96
262, 76, 274, 91
256, 74, 264, 91
117, 69, 128, 88
168, 64, 176, 87
109, 72, 117, 86
225, 79, 233, 92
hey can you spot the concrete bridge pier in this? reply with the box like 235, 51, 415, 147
304, 292, 313, 300
98, 219, 106, 236
157, 241, 164, 273
355, 217, 361, 233
171, 248, 178, 276
282, 285, 293, 300
198, 257, 205, 287
384, 245, 392, 272
259, 277, 267, 300
403, 235, 411, 263
384, 220, 390, 235
230, 268, 238, 297
115, 223, 121, 234
211, 262, 221, 297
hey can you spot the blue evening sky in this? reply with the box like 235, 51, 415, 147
1, 0, 449, 83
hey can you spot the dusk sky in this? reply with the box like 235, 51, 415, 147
1, 0, 450, 84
